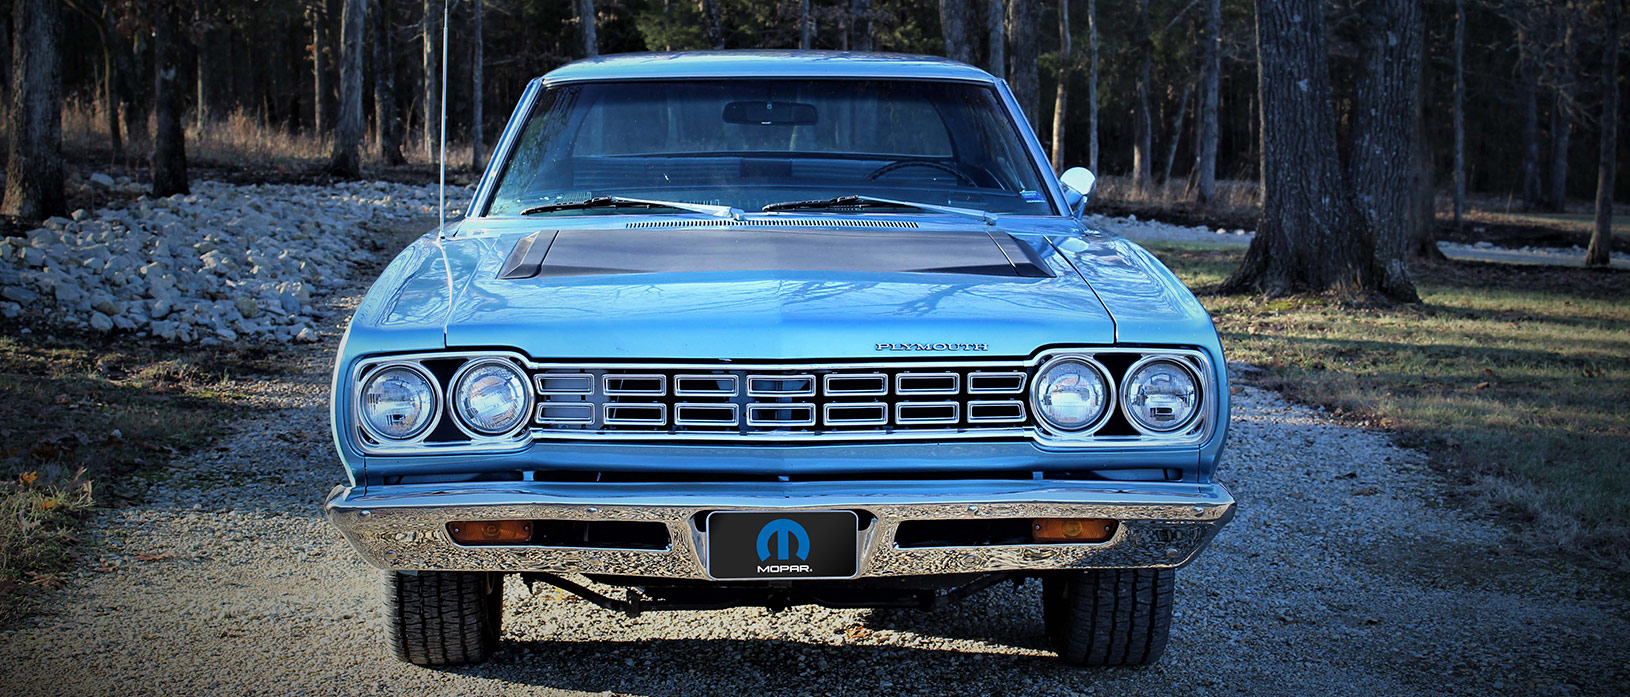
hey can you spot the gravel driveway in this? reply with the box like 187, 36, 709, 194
2, 211, 1627, 697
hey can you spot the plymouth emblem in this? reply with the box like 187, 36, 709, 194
875, 343, 990, 351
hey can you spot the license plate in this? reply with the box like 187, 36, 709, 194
705, 511, 859, 580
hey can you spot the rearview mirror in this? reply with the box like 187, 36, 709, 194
1059, 167, 1096, 217
723, 101, 818, 126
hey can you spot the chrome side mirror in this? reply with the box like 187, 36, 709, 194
1059, 167, 1096, 217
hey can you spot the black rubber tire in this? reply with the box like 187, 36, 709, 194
1042, 568, 1175, 666
386, 571, 504, 666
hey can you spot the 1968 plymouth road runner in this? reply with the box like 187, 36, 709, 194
325, 51, 1235, 667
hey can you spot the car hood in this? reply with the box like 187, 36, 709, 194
350, 216, 1212, 361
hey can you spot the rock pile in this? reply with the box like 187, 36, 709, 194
0, 179, 469, 344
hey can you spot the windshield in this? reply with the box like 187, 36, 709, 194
484, 79, 1055, 217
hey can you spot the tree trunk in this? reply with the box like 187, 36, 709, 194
576, 0, 598, 58
800, 0, 813, 48
986, 0, 1005, 78
151, 0, 189, 197
1006, 0, 1040, 126
1132, 0, 1154, 191
1585, 0, 1619, 267
849, 0, 872, 51
329, 0, 366, 177
1049, 0, 1070, 171
373, 0, 405, 164
422, 0, 440, 160
1349, 0, 1422, 302
1161, 82, 1194, 186
703, 0, 723, 49
2, 0, 64, 220
1087, 0, 1097, 172
195, 4, 223, 129
1453, 0, 1466, 235
104, 45, 122, 160
470, 0, 484, 170
940, 0, 973, 63
1221, 0, 1371, 296
1548, 22, 1574, 213
1518, 31, 1542, 211
1195, 0, 1221, 203
314, 5, 334, 135
1411, 15, 1445, 260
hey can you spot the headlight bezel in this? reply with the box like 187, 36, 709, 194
356, 362, 441, 444
448, 357, 534, 438
1119, 356, 1204, 435
1028, 354, 1117, 436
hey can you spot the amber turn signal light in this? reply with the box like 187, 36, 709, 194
1032, 518, 1117, 543
447, 520, 532, 544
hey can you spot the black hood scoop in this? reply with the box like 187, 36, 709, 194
496, 227, 1054, 280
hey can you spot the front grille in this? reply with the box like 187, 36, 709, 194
532, 364, 1031, 437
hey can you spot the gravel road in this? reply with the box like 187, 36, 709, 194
2, 209, 1627, 697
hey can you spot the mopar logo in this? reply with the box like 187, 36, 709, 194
755, 519, 811, 573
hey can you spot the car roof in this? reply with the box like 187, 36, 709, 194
540, 51, 1000, 85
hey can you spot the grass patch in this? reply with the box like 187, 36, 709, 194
0, 330, 284, 623
1145, 243, 1630, 569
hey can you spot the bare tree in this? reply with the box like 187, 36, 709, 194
1453, 0, 1466, 234
986, 0, 1005, 78
195, 2, 226, 129
313, 2, 336, 135
329, 0, 365, 177
2, 0, 65, 220
850, 0, 872, 51
422, 0, 440, 159
151, 0, 189, 197
1049, 0, 1070, 171
800, 0, 813, 48
576, 0, 598, 57
1132, 0, 1154, 191
1412, 19, 1445, 260
1518, 29, 1543, 210
469, 0, 485, 170
1195, 0, 1221, 203
373, 0, 405, 164
1548, 17, 1575, 212
1585, 0, 1619, 267
940, 0, 974, 63
1161, 82, 1194, 185
1221, 0, 1371, 296
1006, 0, 1040, 125
703, 0, 723, 49
1087, 0, 1098, 171
1350, 0, 1423, 301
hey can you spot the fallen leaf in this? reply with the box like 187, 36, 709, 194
18, 471, 37, 486
844, 626, 873, 640
1474, 381, 1491, 390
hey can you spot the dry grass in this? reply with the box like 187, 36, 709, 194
1094, 174, 1262, 210
59, 99, 471, 172
1148, 243, 1630, 570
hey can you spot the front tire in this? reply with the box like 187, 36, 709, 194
1042, 568, 1174, 666
386, 571, 504, 666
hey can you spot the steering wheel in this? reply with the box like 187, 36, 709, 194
865, 159, 975, 185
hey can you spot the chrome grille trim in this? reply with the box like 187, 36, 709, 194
746, 374, 816, 397
823, 402, 889, 426
674, 403, 740, 427
603, 374, 667, 396
895, 401, 960, 425
673, 374, 739, 397
895, 372, 960, 395
535, 373, 595, 395
746, 403, 817, 427
823, 373, 889, 395
967, 371, 1026, 394
603, 403, 667, 426
536, 403, 595, 425
966, 399, 1027, 423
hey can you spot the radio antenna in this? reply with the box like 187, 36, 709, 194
436, 1, 449, 240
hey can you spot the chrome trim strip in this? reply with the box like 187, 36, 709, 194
894, 372, 961, 395
674, 402, 741, 427
536, 403, 595, 425
821, 402, 889, 426
966, 371, 1027, 394
822, 372, 889, 396
325, 480, 1236, 577
894, 401, 961, 425
966, 399, 1028, 424
745, 403, 817, 427
746, 374, 817, 397
602, 403, 668, 426
674, 374, 740, 397
602, 373, 667, 396
534, 373, 595, 395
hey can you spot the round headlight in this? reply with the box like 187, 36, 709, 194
452, 359, 530, 436
360, 366, 437, 440
1031, 357, 1112, 432
1122, 358, 1201, 433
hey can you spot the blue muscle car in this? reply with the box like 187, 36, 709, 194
325, 51, 1234, 667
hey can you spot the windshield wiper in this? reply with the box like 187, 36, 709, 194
521, 196, 743, 219
761, 195, 997, 225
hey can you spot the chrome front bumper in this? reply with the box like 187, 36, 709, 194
324, 479, 1234, 578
